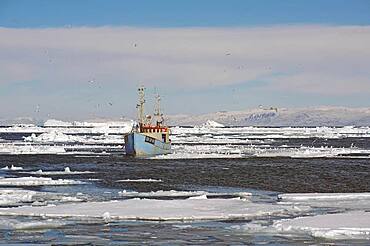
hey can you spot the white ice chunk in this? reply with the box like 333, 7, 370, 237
115, 179, 162, 183
1, 165, 23, 171
0, 188, 86, 206
0, 189, 36, 206
0, 218, 67, 230
0, 176, 84, 186
0, 143, 67, 155
274, 211, 370, 240
279, 192, 370, 201
24, 131, 84, 143
26, 167, 94, 176
0, 199, 308, 221
278, 192, 370, 210
118, 190, 252, 199
201, 120, 225, 128
187, 194, 208, 200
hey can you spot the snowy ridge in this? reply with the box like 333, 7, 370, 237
166, 106, 370, 126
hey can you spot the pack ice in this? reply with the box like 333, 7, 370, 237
0, 198, 308, 221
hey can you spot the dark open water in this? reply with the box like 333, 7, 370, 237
1, 155, 369, 193
0, 155, 369, 245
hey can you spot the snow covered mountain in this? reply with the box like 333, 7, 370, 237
3, 106, 370, 127
165, 106, 370, 126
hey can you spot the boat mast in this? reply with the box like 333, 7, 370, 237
136, 87, 145, 127
154, 94, 164, 126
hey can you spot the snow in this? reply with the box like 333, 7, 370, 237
116, 179, 163, 183
165, 106, 370, 126
0, 176, 85, 186
273, 211, 370, 240
0, 198, 308, 221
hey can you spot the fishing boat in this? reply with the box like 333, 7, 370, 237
124, 87, 171, 157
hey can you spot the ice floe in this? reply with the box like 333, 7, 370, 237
279, 192, 370, 202
153, 144, 370, 159
273, 211, 370, 240
24, 131, 85, 143
0, 143, 67, 155
0, 218, 67, 230
1, 165, 23, 170
2, 121, 370, 157
118, 190, 251, 199
115, 179, 163, 183
0, 189, 36, 206
27, 167, 94, 176
0, 177, 85, 186
278, 192, 370, 210
0, 188, 86, 207
0, 198, 309, 221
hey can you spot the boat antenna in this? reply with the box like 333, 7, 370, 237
154, 93, 164, 126
136, 86, 145, 126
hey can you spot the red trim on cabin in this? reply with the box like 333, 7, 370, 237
140, 125, 168, 133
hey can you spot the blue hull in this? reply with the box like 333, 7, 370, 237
124, 132, 171, 157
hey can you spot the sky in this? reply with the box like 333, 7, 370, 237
0, 0, 370, 120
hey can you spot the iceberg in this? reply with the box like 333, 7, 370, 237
201, 120, 225, 128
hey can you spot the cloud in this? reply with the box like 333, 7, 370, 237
0, 25, 370, 118
1, 25, 370, 90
